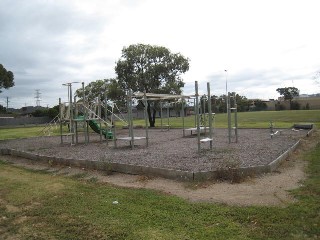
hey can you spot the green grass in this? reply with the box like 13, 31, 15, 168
1, 110, 319, 140
0, 126, 48, 140
0, 110, 319, 239
0, 124, 79, 140
1, 141, 320, 239
131, 110, 320, 129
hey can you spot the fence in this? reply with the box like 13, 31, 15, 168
0, 117, 51, 126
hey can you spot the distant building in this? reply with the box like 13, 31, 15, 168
7, 106, 46, 115
276, 93, 320, 110
248, 99, 276, 111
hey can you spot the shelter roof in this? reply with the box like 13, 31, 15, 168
133, 92, 194, 100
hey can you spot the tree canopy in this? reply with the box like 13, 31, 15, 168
75, 79, 125, 105
115, 44, 189, 94
276, 87, 299, 110
0, 64, 14, 93
276, 87, 299, 100
115, 43, 190, 127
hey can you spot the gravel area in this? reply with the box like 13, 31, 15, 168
0, 128, 308, 172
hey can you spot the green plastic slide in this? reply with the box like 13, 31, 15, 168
88, 119, 113, 139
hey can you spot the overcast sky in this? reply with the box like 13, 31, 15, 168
1, 0, 320, 108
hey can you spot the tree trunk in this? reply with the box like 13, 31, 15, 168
147, 102, 156, 127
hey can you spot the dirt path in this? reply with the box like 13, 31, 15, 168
1, 131, 318, 207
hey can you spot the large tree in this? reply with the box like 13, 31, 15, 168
276, 87, 299, 109
0, 64, 14, 93
115, 43, 190, 127
75, 79, 125, 105
75, 79, 126, 119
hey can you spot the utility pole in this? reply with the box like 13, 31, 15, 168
35, 89, 41, 107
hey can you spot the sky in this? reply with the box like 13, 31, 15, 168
1, 0, 320, 108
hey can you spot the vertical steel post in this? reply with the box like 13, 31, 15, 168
74, 96, 78, 144
69, 84, 75, 144
207, 82, 213, 150
82, 82, 88, 144
227, 92, 231, 144
195, 81, 201, 153
234, 93, 238, 143
143, 91, 149, 147
194, 98, 196, 127
160, 102, 163, 131
59, 98, 63, 145
182, 98, 185, 137
167, 103, 169, 130
98, 96, 102, 142
203, 96, 207, 136
128, 89, 134, 149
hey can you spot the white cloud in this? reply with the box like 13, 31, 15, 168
0, 0, 319, 108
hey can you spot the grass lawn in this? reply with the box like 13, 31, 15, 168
0, 141, 319, 239
0, 111, 319, 239
132, 109, 320, 128
1, 110, 319, 140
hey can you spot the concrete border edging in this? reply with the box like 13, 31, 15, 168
268, 140, 301, 172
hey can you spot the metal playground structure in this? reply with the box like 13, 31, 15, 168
52, 80, 239, 153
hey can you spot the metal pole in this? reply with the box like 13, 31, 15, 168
98, 96, 102, 142
203, 96, 206, 136
82, 82, 88, 144
160, 101, 163, 131
195, 81, 201, 153
167, 103, 169, 130
143, 91, 149, 147
207, 82, 213, 150
194, 98, 196, 127
74, 95, 78, 144
104, 97, 109, 146
227, 92, 231, 144
234, 93, 238, 143
59, 98, 63, 145
182, 99, 185, 137
225, 69, 228, 111
69, 84, 75, 144
128, 89, 134, 149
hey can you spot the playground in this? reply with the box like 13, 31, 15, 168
0, 126, 310, 180
0, 81, 316, 180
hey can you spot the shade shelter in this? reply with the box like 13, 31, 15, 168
133, 92, 192, 137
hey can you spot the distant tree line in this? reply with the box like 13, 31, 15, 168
31, 106, 59, 118
196, 93, 267, 113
